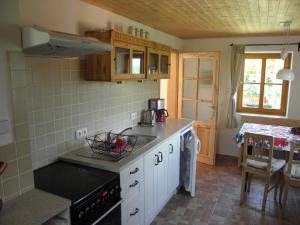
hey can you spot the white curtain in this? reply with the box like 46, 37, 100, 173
226, 45, 245, 128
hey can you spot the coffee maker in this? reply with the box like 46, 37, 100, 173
148, 98, 169, 122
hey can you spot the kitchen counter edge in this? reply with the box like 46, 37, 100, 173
0, 188, 71, 225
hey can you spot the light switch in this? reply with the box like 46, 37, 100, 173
0, 120, 9, 135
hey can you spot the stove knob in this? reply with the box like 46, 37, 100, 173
78, 211, 84, 219
110, 189, 114, 195
115, 185, 121, 192
85, 206, 91, 214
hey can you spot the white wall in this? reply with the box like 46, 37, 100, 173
0, 0, 182, 147
0, 0, 20, 145
182, 36, 300, 156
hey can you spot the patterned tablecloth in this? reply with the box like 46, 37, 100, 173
236, 123, 300, 149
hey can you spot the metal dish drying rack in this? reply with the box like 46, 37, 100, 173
85, 132, 138, 161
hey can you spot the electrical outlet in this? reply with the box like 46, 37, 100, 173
82, 128, 87, 137
130, 112, 138, 121
75, 128, 88, 140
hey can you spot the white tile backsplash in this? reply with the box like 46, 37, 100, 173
8, 52, 159, 170
0, 51, 159, 201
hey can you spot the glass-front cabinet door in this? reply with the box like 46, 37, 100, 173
148, 51, 159, 75
160, 54, 170, 76
113, 41, 131, 80
131, 45, 146, 79
112, 41, 146, 80
147, 48, 170, 79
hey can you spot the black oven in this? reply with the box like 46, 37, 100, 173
34, 161, 121, 225
95, 204, 121, 225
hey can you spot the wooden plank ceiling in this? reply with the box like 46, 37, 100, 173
82, 0, 300, 39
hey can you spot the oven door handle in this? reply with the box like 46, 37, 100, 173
91, 199, 123, 225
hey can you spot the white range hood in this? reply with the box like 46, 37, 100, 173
21, 26, 111, 57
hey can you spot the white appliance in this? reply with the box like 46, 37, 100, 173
180, 126, 200, 197
21, 26, 111, 57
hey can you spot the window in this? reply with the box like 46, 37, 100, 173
237, 53, 291, 116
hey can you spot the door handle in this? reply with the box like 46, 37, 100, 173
130, 208, 140, 216
155, 154, 159, 165
158, 151, 163, 162
129, 180, 139, 188
169, 144, 174, 154
129, 167, 139, 175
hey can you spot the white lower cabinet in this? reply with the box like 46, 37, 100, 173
122, 193, 144, 225
144, 142, 168, 225
167, 134, 180, 196
120, 158, 144, 225
144, 133, 181, 225
120, 133, 181, 225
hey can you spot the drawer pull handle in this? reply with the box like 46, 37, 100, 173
155, 154, 159, 166
158, 151, 163, 163
169, 144, 174, 154
129, 180, 139, 188
130, 167, 139, 175
130, 208, 139, 216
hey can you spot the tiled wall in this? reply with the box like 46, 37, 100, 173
0, 52, 159, 201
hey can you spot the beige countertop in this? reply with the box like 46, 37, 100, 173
60, 118, 193, 172
0, 189, 71, 225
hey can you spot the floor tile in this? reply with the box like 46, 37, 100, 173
152, 155, 300, 225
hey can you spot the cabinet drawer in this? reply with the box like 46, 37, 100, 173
122, 194, 144, 225
120, 158, 144, 199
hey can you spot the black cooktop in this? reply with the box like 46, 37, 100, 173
34, 161, 118, 203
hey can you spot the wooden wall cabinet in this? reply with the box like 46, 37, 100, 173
85, 30, 171, 81
112, 41, 146, 80
147, 48, 170, 80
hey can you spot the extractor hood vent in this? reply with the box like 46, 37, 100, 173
21, 26, 111, 57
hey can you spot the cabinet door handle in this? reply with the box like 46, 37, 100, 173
129, 180, 139, 188
130, 208, 140, 216
130, 167, 139, 175
169, 144, 174, 154
158, 151, 163, 162
155, 154, 159, 165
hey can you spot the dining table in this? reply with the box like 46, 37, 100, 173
235, 123, 300, 167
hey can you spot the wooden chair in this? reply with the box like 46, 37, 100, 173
240, 132, 286, 211
279, 142, 300, 208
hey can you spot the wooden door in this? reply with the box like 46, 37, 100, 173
167, 50, 179, 118
178, 52, 220, 165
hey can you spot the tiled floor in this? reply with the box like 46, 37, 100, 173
152, 155, 300, 225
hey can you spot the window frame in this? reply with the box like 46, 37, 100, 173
236, 53, 291, 116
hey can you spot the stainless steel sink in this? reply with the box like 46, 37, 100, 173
132, 134, 157, 150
